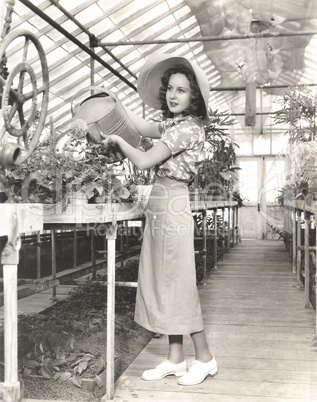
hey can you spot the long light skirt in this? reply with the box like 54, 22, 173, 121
134, 177, 204, 335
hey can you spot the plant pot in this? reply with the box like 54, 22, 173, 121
66, 191, 88, 204
94, 194, 113, 204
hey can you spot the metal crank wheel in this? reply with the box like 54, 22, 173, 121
0, 29, 49, 163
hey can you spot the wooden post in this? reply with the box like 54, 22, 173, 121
103, 233, 107, 259
220, 208, 225, 254
296, 210, 303, 288
36, 231, 41, 279
3, 266, 18, 382
202, 209, 207, 285
236, 207, 240, 244
292, 208, 297, 273
0, 0, 6, 34
232, 205, 236, 248
315, 220, 317, 336
304, 211, 310, 307
103, 223, 117, 402
245, 81, 256, 126
120, 223, 124, 269
91, 229, 96, 280
73, 229, 77, 268
227, 206, 231, 253
0, 211, 21, 402
51, 230, 57, 300
213, 208, 218, 270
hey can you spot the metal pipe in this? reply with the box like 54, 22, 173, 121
210, 83, 317, 91
19, 0, 137, 91
99, 30, 317, 47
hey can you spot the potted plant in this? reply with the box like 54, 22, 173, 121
198, 109, 239, 200
273, 87, 317, 198
0, 127, 133, 204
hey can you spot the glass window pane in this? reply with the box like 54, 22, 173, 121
265, 159, 286, 203
238, 161, 258, 202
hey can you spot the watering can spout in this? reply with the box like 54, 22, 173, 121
0, 143, 22, 167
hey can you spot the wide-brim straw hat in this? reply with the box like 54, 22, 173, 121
137, 53, 210, 116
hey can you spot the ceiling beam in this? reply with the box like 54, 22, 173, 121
210, 83, 317, 91
19, 0, 137, 91
98, 30, 317, 47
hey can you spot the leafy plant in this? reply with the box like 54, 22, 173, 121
273, 87, 316, 144
0, 130, 132, 203
273, 88, 317, 189
21, 338, 105, 389
199, 109, 239, 196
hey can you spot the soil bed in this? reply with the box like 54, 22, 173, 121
1, 259, 153, 401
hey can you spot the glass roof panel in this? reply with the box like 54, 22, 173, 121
1, 0, 316, 137
75, 4, 104, 25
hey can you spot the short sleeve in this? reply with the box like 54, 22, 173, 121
160, 120, 199, 156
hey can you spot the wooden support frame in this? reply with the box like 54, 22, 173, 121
315, 223, 317, 335
36, 231, 41, 279
296, 209, 303, 288
51, 229, 57, 300
0, 212, 21, 402
292, 208, 297, 274
304, 211, 311, 307
201, 209, 207, 285
213, 208, 218, 271
232, 205, 236, 248
103, 223, 117, 402
73, 228, 77, 268
221, 208, 226, 257
284, 200, 317, 331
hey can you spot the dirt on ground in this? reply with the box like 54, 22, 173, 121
1, 259, 153, 401
22, 319, 153, 401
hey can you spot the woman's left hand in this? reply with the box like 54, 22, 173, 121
100, 135, 123, 162
102, 134, 121, 149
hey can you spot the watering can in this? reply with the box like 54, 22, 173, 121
70, 86, 140, 162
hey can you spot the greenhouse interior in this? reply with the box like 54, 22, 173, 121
0, 1, 317, 401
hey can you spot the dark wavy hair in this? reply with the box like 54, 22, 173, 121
159, 64, 207, 121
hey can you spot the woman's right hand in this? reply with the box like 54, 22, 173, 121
102, 135, 119, 149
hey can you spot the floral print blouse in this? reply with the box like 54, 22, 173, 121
156, 115, 205, 183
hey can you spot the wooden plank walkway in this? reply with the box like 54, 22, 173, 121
0, 285, 75, 322
113, 239, 317, 402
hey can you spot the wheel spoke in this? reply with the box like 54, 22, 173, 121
22, 36, 31, 63
18, 106, 26, 128
22, 132, 30, 151
17, 69, 26, 93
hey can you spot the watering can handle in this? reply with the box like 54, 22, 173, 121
70, 86, 118, 116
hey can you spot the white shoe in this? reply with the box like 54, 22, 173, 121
177, 357, 217, 386
141, 360, 187, 381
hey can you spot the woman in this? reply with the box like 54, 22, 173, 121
103, 53, 217, 386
